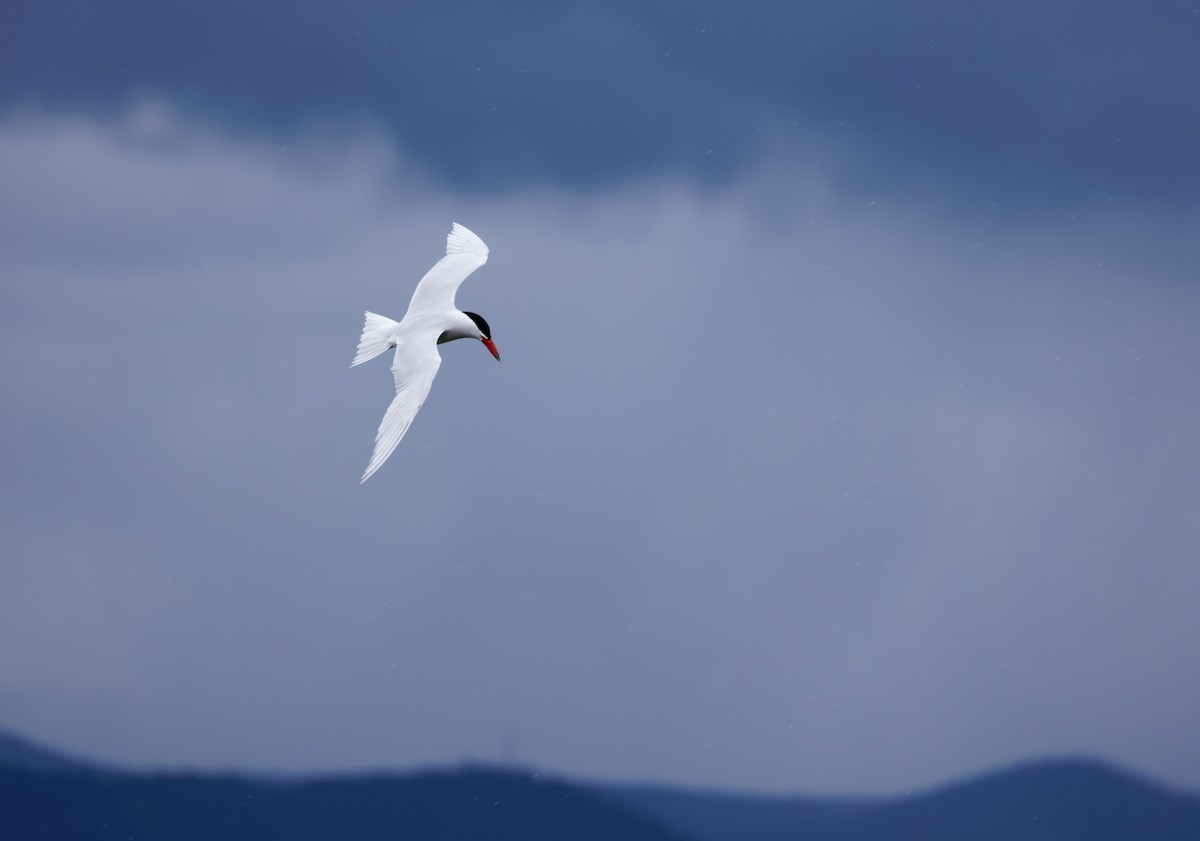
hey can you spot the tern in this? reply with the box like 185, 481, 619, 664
351, 223, 499, 483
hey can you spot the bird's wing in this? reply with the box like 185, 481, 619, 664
403, 223, 490, 316
359, 339, 443, 483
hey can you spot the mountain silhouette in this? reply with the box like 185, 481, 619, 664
0, 730, 93, 773
0, 763, 687, 841
837, 759, 1200, 841
2, 729, 1199, 841
607, 759, 1200, 841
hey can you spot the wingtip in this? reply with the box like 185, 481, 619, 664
446, 222, 489, 260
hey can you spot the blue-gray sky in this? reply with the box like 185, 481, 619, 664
1, 1, 1198, 796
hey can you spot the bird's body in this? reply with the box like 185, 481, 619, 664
352, 223, 499, 483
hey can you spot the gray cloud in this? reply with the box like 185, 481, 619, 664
1, 104, 1198, 795
3, 1, 1197, 208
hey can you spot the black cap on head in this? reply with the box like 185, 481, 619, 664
463, 311, 492, 340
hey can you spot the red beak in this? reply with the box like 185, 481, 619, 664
482, 337, 500, 361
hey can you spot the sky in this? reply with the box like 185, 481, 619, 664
1, 0, 1199, 797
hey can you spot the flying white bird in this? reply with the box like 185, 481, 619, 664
351, 223, 500, 483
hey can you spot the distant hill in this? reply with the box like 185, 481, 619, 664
606, 760, 1200, 841
2, 728, 1199, 841
836, 759, 1200, 841
603, 783, 875, 841
0, 730, 92, 773
0, 762, 687, 841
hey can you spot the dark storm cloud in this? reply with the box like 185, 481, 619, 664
2, 1, 1197, 207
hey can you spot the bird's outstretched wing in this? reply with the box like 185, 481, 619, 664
360, 339, 442, 483
403, 223, 489, 316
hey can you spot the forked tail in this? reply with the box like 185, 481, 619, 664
351, 311, 399, 366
